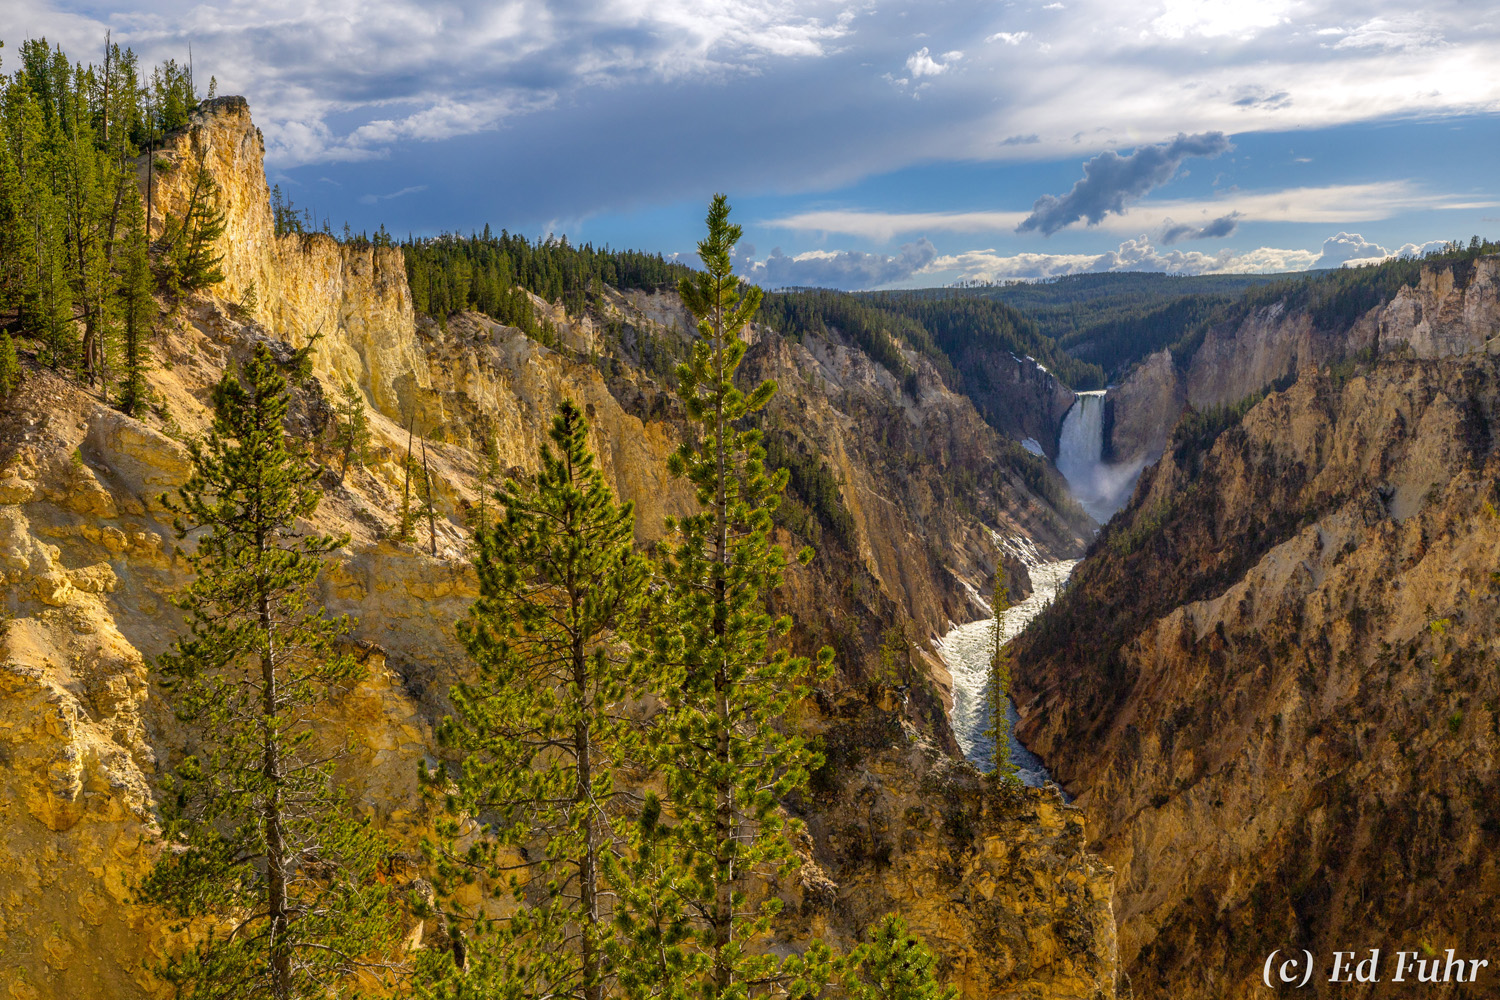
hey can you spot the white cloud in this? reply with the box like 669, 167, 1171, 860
918, 230, 1459, 283
740, 239, 939, 289
766, 183, 1500, 240
1338, 237, 1452, 267
925, 235, 1325, 282
1314, 231, 1389, 267
1148, 0, 1292, 40
905, 47, 964, 77
1326, 16, 1446, 51
987, 31, 1032, 45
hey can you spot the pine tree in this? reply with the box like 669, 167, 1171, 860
331, 376, 371, 485
850, 916, 956, 1000
632, 194, 834, 996
466, 435, 503, 536
394, 415, 417, 543
982, 582, 1019, 783
136, 344, 407, 1000
157, 162, 226, 296
419, 400, 651, 1000
117, 187, 153, 416
0, 332, 19, 398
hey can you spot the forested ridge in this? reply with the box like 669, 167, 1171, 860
0, 37, 225, 412
400, 227, 694, 332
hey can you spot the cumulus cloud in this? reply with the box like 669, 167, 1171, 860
1336, 237, 1452, 268
987, 31, 1031, 45
920, 230, 1469, 282
905, 47, 963, 77
1017, 132, 1233, 235
1159, 212, 1240, 244
740, 239, 939, 290
1313, 232, 1390, 267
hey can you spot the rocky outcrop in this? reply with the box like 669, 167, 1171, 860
1105, 350, 1183, 469
1013, 260, 1500, 998
1379, 255, 1500, 358
146, 97, 432, 428
795, 709, 1125, 999
956, 353, 1079, 459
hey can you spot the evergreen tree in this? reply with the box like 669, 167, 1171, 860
137, 343, 407, 1000
466, 435, 503, 536
633, 194, 834, 997
850, 916, 956, 1000
157, 162, 226, 295
331, 376, 371, 485
117, 187, 153, 415
982, 582, 1018, 782
419, 400, 651, 1000
0, 331, 19, 398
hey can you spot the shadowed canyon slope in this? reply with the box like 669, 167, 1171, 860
1013, 255, 1500, 999
0, 97, 1124, 999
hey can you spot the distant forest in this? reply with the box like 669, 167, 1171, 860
399, 228, 693, 334
394, 232, 1109, 392
393, 226, 1500, 400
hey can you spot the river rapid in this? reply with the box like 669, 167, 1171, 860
935, 557, 1076, 784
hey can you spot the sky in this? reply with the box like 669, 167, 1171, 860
9, 0, 1500, 289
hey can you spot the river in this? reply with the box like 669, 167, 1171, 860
935, 557, 1076, 784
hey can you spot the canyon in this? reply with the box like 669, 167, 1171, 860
5, 90, 1497, 1000
0, 98, 1122, 999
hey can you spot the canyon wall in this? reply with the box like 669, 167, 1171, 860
1109, 257, 1500, 474
1013, 256, 1500, 999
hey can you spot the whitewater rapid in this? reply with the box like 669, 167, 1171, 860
935, 556, 1077, 784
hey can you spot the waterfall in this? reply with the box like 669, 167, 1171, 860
1056, 390, 1144, 524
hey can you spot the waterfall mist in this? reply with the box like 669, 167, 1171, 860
1056, 391, 1145, 524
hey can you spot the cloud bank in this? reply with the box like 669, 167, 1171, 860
739, 239, 939, 289
738, 230, 1457, 290
1018, 132, 1234, 235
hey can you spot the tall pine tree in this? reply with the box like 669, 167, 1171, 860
117, 188, 153, 415
983, 582, 1018, 783
631, 194, 834, 997
331, 375, 371, 485
420, 400, 651, 1000
137, 343, 407, 1000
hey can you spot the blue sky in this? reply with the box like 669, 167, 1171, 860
12, 0, 1500, 288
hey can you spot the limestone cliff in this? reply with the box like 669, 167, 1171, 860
1, 97, 1117, 1000
1109, 257, 1500, 473
1013, 257, 1500, 998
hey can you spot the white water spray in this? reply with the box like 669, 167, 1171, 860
1056, 390, 1145, 524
